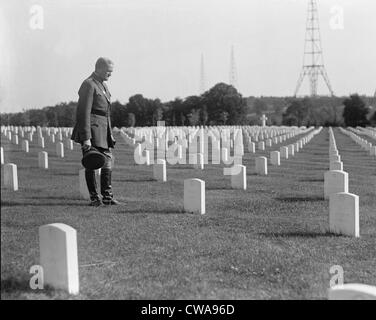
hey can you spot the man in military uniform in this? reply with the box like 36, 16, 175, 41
71, 57, 119, 206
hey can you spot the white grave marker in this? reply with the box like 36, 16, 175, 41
230, 165, 246, 190
56, 142, 64, 158
38, 151, 48, 169
329, 192, 359, 237
184, 179, 205, 214
324, 170, 348, 199
330, 161, 343, 171
4, 163, 18, 191
153, 159, 167, 182
328, 284, 376, 300
260, 114, 268, 127
22, 140, 29, 153
280, 146, 288, 159
270, 151, 280, 166
39, 223, 79, 295
255, 156, 268, 175
194, 153, 204, 170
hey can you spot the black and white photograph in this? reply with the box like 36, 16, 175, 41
1, 0, 375, 304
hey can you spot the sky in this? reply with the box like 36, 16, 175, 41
0, 0, 375, 113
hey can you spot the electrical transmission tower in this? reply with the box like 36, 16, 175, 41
294, 0, 334, 97
199, 53, 206, 94
229, 45, 238, 89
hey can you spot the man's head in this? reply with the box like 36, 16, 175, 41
94, 57, 114, 81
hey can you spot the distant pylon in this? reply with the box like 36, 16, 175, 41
229, 45, 238, 89
199, 53, 206, 94
294, 0, 334, 97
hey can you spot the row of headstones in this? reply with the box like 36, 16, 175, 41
323, 128, 376, 298
2, 151, 63, 191
1, 127, 71, 152
125, 126, 317, 165
2, 125, 75, 158
9, 137, 69, 156
1, 125, 72, 138
122, 123, 312, 144
34, 219, 376, 298
1, 136, 74, 191
125, 126, 313, 150
339, 127, 376, 156
1, 125, 321, 192
123, 124, 308, 139
3, 127, 74, 154
348, 126, 376, 140
325, 128, 359, 237
147, 127, 323, 195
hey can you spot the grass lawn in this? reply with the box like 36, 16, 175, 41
1, 127, 375, 299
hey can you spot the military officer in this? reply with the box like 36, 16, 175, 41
71, 57, 119, 206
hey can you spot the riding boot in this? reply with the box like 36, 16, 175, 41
101, 168, 119, 205
85, 169, 101, 206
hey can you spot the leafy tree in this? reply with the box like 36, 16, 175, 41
202, 83, 247, 125
200, 105, 209, 125
253, 99, 268, 115
219, 111, 229, 125
45, 107, 58, 127
152, 104, 164, 125
282, 99, 309, 126
187, 109, 200, 126
342, 94, 369, 127
110, 101, 128, 128
55, 102, 76, 127
127, 113, 136, 127
370, 110, 376, 125
28, 109, 48, 126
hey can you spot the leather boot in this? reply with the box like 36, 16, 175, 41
101, 168, 120, 205
85, 169, 102, 206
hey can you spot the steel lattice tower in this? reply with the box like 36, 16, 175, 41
199, 53, 206, 94
294, 0, 334, 97
229, 45, 238, 89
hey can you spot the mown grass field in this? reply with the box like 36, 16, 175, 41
1, 127, 375, 299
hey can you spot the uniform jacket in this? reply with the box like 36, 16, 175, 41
71, 72, 116, 149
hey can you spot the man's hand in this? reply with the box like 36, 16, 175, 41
82, 139, 92, 152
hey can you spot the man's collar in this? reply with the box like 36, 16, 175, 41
90, 72, 111, 103
91, 72, 103, 83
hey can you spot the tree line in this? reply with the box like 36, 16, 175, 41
1, 83, 375, 128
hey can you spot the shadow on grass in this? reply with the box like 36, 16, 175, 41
114, 178, 154, 182
1, 276, 66, 298
275, 196, 325, 202
259, 231, 342, 238
304, 166, 327, 171
1, 276, 33, 294
53, 173, 77, 176
207, 186, 233, 190
116, 208, 185, 215
299, 178, 324, 182
1, 200, 88, 207
25, 196, 82, 200
167, 166, 195, 170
